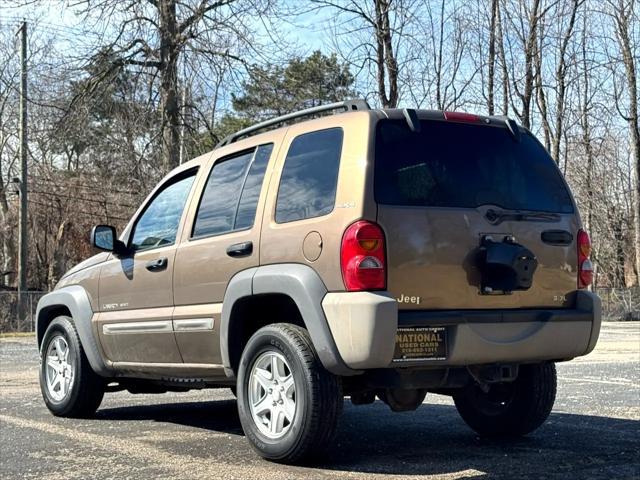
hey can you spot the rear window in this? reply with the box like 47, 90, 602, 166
375, 120, 574, 213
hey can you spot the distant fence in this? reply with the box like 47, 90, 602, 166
0, 287, 638, 334
0, 291, 47, 333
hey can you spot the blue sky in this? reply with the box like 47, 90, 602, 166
1, 1, 333, 52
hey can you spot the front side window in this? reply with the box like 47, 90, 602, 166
193, 144, 274, 238
131, 172, 196, 251
275, 128, 343, 223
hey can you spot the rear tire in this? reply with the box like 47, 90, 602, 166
39, 316, 105, 418
237, 323, 342, 464
453, 362, 556, 437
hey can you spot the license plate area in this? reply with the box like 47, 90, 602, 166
393, 326, 448, 362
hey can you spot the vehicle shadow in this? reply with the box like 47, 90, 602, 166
96, 399, 640, 478
95, 398, 244, 436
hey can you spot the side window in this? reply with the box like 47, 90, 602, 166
275, 128, 343, 223
131, 172, 197, 251
193, 144, 273, 238
235, 144, 273, 229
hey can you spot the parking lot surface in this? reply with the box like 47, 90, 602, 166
1, 322, 638, 479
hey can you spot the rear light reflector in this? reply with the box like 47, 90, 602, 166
443, 111, 481, 123
341, 220, 386, 291
577, 229, 593, 288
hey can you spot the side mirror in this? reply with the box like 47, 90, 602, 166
91, 225, 128, 256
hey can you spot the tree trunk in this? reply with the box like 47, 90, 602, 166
487, 0, 498, 115
496, 2, 509, 115
613, 0, 640, 285
534, 16, 551, 151
374, 0, 399, 108
521, 0, 540, 130
0, 200, 16, 288
47, 220, 69, 290
613, 211, 627, 287
581, 83, 594, 234
551, 0, 580, 164
159, 0, 180, 173
0, 149, 16, 288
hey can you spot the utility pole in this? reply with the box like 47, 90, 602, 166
17, 21, 28, 312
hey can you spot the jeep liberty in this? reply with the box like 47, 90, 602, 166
36, 100, 601, 463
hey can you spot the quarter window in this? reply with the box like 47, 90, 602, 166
275, 128, 343, 223
193, 144, 274, 238
130, 172, 196, 251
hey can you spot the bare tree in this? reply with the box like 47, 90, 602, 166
503, 0, 544, 130
310, 0, 420, 107
534, 0, 582, 161
496, 0, 509, 115
0, 29, 21, 288
487, 0, 499, 114
608, 0, 639, 284
69, 0, 275, 173
551, 0, 582, 163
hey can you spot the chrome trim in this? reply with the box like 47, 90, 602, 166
173, 318, 215, 332
102, 320, 173, 335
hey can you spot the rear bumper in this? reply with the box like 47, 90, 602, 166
322, 290, 601, 370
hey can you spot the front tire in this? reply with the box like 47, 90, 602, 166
237, 323, 342, 464
39, 316, 105, 417
453, 362, 557, 437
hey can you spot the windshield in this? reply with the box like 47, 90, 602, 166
374, 119, 574, 213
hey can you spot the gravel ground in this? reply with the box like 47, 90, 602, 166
0, 322, 638, 479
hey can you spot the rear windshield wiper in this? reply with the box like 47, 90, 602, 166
485, 209, 561, 225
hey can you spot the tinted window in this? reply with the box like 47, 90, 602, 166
131, 172, 196, 251
275, 128, 343, 223
235, 144, 273, 229
193, 144, 273, 237
375, 120, 573, 213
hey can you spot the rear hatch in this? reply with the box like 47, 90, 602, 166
375, 115, 580, 310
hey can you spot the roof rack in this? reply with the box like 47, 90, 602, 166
216, 98, 371, 147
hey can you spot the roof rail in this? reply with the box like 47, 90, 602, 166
216, 98, 371, 147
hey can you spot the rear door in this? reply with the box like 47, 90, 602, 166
172, 142, 278, 365
375, 117, 579, 310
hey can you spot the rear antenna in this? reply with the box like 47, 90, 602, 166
403, 108, 421, 133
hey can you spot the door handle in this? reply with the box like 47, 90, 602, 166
226, 241, 253, 258
145, 257, 168, 271
541, 230, 573, 246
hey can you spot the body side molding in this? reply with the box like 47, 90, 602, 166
36, 285, 113, 377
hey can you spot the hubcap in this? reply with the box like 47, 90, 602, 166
44, 335, 74, 402
248, 351, 296, 439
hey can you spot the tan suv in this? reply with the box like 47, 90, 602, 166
36, 100, 601, 463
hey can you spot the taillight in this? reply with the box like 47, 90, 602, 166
341, 220, 386, 291
577, 228, 593, 288
443, 111, 481, 123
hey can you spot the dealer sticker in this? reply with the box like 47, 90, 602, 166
393, 326, 448, 362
